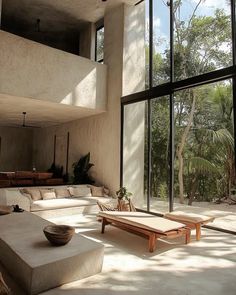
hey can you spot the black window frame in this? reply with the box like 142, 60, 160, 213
120, 0, 236, 234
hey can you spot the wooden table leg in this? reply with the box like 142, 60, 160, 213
195, 223, 201, 241
148, 233, 157, 252
101, 217, 106, 234
185, 228, 191, 244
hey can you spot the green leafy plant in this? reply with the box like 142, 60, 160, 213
116, 187, 132, 201
72, 153, 94, 184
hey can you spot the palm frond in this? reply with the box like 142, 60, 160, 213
189, 156, 219, 175
206, 128, 234, 149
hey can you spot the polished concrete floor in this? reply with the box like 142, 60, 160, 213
1, 212, 235, 295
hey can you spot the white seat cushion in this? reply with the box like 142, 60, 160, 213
31, 196, 113, 211
164, 211, 214, 224
98, 211, 185, 233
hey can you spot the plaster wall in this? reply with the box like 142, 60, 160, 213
79, 23, 96, 60
0, 127, 33, 171
122, 3, 146, 206
0, 30, 107, 110
33, 5, 124, 193
0, 0, 2, 28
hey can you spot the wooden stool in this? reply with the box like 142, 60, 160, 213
164, 211, 215, 241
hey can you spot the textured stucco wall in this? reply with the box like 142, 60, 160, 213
33, 5, 124, 193
79, 23, 96, 60
0, 0, 2, 28
0, 30, 107, 110
122, 3, 146, 205
0, 127, 33, 171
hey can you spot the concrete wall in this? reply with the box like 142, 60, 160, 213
0, 30, 107, 111
0, 127, 33, 171
79, 23, 96, 60
33, 5, 125, 193
122, 3, 146, 206
0, 0, 2, 28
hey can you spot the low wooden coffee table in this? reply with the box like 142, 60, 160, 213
98, 211, 191, 252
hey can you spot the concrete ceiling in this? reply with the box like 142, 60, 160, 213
2, 0, 138, 32
0, 94, 105, 128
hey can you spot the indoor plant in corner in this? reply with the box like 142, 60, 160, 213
72, 152, 94, 184
116, 187, 133, 211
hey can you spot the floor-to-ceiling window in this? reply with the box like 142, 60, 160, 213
121, 0, 236, 233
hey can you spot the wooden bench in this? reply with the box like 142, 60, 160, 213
164, 211, 215, 241
98, 211, 191, 252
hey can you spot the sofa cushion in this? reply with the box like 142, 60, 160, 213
90, 186, 104, 197
55, 188, 71, 199
30, 196, 113, 212
23, 188, 41, 201
69, 186, 92, 197
40, 189, 56, 200
89, 185, 110, 197
31, 197, 96, 211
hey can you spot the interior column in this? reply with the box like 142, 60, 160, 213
122, 2, 146, 207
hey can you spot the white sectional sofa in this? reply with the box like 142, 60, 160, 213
0, 185, 115, 217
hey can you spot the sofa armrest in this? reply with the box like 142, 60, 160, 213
0, 188, 31, 211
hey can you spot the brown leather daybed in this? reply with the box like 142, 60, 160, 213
98, 211, 191, 252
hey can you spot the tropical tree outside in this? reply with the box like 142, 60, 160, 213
148, 0, 234, 206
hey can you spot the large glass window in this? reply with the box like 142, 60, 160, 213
152, 0, 170, 86
150, 96, 170, 213
95, 26, 104, 63
174, 0, 232, 80
174, 80, 234, 231
122, 0, 236, 233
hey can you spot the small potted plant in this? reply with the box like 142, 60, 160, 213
116, 187, 133, 211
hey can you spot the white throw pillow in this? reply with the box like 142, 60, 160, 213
40, 189, 56, 200
89, 185, 110, 197
69, 186, 92, 197
55, 188, 71, 199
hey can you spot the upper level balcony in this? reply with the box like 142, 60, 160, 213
0, 30, 107, 126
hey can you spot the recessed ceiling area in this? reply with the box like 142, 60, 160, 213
0, 94, 105, 128
1, 0, 138, 56
1, 0, 138, 32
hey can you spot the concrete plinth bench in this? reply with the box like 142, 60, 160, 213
0, 212, 104, 295
164, 211, 215, 240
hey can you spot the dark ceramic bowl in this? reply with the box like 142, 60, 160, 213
43, 225, 75, 246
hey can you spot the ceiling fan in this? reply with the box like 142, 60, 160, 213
22, 112, 40, 128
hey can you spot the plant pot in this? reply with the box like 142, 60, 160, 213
117, 199, 130, 211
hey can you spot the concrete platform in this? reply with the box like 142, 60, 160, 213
0, 212, 104, 295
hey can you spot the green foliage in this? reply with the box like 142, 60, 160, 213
148, 1, 234, 203
116, 187, 132, 201
72, 153, 94, 184
188, 157, 219, 175
158, 183, 168, 201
